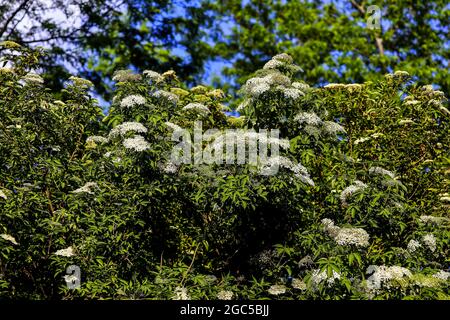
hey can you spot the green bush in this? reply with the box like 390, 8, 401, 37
0, 43, 448, 300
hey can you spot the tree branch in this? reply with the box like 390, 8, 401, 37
0, 0, 32, 39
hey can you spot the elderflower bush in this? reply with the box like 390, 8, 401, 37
0, 44, 448, 300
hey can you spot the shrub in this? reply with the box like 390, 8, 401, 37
0, 43, 448, 299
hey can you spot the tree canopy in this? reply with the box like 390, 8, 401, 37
1, 0, 448, 98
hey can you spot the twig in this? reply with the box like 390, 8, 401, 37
180, 243, 200, 286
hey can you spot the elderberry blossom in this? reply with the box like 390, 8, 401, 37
267, 284, 286, 295
422, 234, 437, 252
143, 70, 163, 82
109, 122, 148, 138
182, 102, 210, 115
112, 70, 142, 82
419, 215, 448, 225
72, 182, 99, 194
172, 286, 190, 300
22, 72, 44, 84
322, 121, 346, 134
294, 112, 322, 126
433, 270, 450, 281
123, 135, 151, 152
291, 278, 307, 290
86, 136, 108, 144
311, 269, 341, 288
217, 290, 234, 300
407, 240, 421, 253
366, 265, 412, 292
321, 219, 369, 247
368, 166, 396, 179
340, 180, 367, 206
152, 90, 179, 104
120, 95, 146, 108
54, 246, 75, 257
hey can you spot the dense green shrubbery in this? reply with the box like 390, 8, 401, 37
0, 42, 449, 300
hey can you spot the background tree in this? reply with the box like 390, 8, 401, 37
206, 0, 449, 95
0, 0, 214, 99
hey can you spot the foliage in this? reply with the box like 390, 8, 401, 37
206, 0, 450, 95
0, 0, 214, 97
0, 43, 449, 300
1, 1, 448, 100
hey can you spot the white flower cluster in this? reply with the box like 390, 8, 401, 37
291, 278, 307, 290
207, 131, 289, 152
22, 72, 44, 84
322, 121, 346, 135
173, 286, 190, 300
243, 77, 271, 97
404, 100, 421, 106
263, 59, 284, 70
259, 156, 315, 186
152, 90, 179, 104
422, 233, 437, 252
120, 94, 146, 108
263, 53, 294, 70
143, 70, 163, 82
419, 215, 448, 225
294, 112, 322, 126
406, 239, 421, 253
1, 234, 18, 245
385, 70, 410, 81
162, 161, 178, 174
0, 189, 7, 199
406, 234, 438, 253
54, 246, 75, 257
267, 284, 287, 295
334, 228, 370, 247
217, 290, 234, 300
86, 136, 108, 144
421, 85, 446, 99
109, 122, 148, 138
112, 70, 142, 82
292, 82, 310, 91
123, 135, 151, 152
324, 83, 346, 90
242, 57, 305, 100
311, 269, 341, 288
69, 76, 94, 88
182, 102, 210, 115
366, 265, 412, 292
432, 270, 450, 281
272, 53, 294, 63
321, 219, 370, 247
340, 180, 367, 206
281, 87, 305, 100
72, 182, 98, 194
368, 166, 396, 179
354, 136, 371, 145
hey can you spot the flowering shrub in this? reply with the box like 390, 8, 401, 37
0, 42, 449, 299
